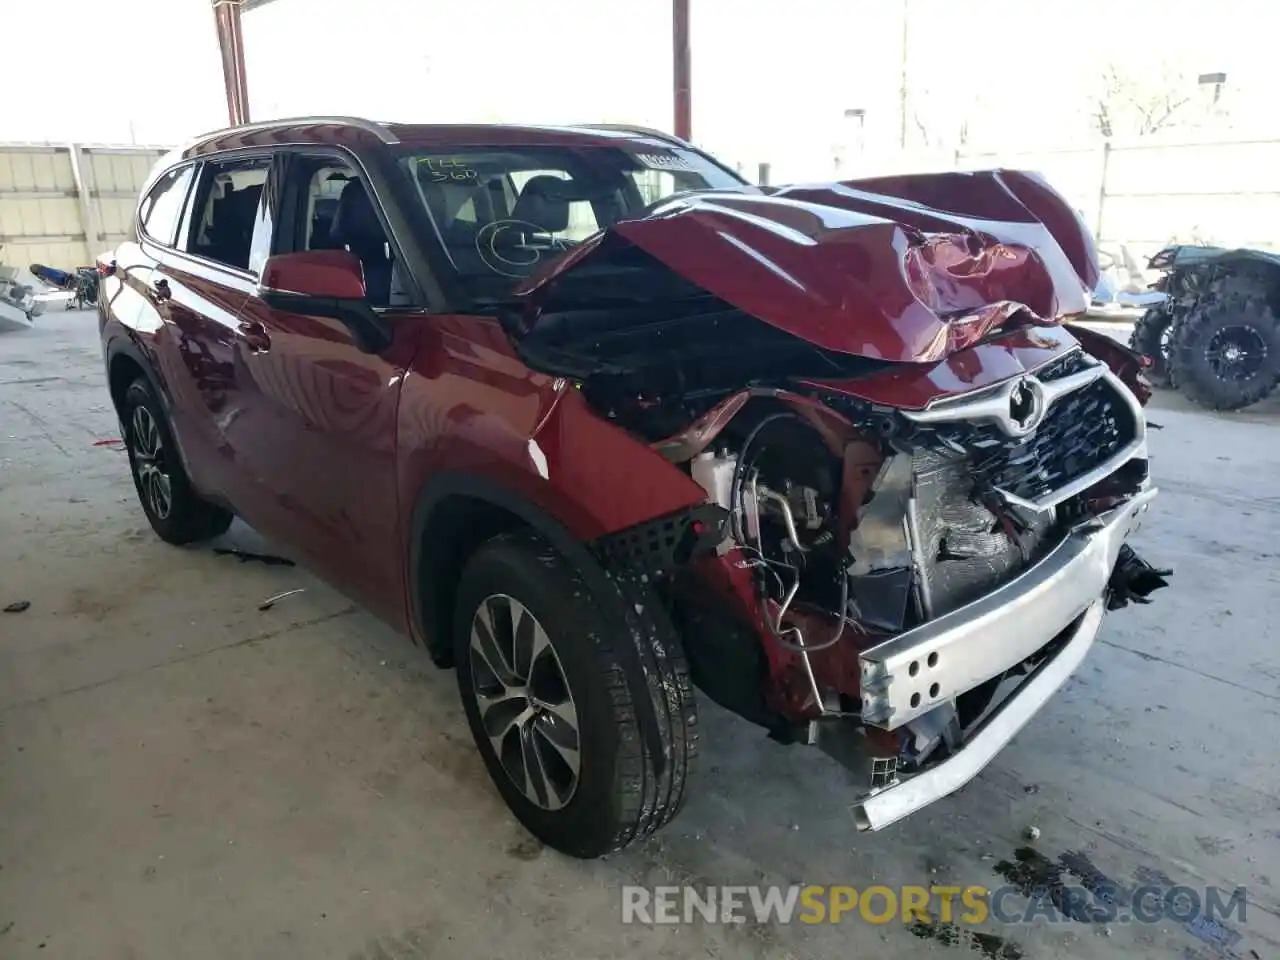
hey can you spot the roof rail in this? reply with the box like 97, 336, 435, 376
574, 123, 751, 186
189, 115, 399, 147
574, 123, 690, 147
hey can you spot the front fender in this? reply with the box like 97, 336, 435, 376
1064, 322, 1152, 405
404, 468, 688, 781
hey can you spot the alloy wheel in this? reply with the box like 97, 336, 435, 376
1205, 325, 1268, 382
130, 404, 172, 520
468, 594, 581, 811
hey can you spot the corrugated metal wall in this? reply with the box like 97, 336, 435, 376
0, 144, 166, 271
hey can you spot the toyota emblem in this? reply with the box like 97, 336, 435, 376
1008, 377, 1045, 433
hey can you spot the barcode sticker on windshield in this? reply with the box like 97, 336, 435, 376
635, 153, 695, 171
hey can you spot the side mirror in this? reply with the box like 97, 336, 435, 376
258, 250, 392, 354
262, 249, 366, 300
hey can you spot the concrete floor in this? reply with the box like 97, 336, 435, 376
1, 309, 1277, 960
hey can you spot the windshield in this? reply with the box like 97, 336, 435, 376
397, 144, 752, 298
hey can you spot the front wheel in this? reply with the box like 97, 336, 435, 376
122, 378, 233, 544
453, 531, 697, 858
1129, 307, 1175, 387
1169, 296, 1280, 411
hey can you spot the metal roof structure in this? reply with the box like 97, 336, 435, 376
212, 0, 692, 138
171, 117, 704, 170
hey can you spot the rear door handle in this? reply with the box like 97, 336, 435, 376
237, 320, 272, 352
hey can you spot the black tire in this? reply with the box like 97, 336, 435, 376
453, 530, 697, 858
1169, 295, 1280, 411
121, 378, 233, 544
1129, 307, 1175, 387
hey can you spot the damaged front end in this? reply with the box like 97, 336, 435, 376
626, 356, 1167, 832
510, 169, 1170, 831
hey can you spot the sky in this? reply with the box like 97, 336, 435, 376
7, 0, 1278, 175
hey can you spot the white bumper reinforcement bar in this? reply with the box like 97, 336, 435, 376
852, 487, 1157, 832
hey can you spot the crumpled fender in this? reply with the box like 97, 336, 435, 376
1065, 322, 1152, 405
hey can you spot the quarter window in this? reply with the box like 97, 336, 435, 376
138, 166, 194, 246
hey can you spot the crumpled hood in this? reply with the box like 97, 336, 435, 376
514, 169, 1099, 364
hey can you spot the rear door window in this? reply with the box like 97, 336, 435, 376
138, 166, 195, 246
184, 157, 272, 273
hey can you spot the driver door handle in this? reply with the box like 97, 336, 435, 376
237, 320, 272, 353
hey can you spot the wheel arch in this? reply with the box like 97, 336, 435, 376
407, 472, 609, 667
406, 471, 677, 778
105, 335, 169, 421
104, 334, 208, 495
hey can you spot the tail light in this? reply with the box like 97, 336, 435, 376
97, 261, 116, 278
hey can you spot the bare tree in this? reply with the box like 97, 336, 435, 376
911, 110, 933, 148
1091, 61, 1198, 138
905, 90, 987, 152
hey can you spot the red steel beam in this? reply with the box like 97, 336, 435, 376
212, 0, 251, 126
673, 0, 692, 140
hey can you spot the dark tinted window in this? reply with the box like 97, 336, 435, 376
186, 157, 272, 272
138, 166, 194, 246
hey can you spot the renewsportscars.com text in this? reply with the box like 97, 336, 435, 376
621, 883, 1247, 927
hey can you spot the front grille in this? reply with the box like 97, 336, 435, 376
911, 448, 1056, 617
927, 352, 1138, 505
822, 348, 1142, 617
1032, 347, 1094, 382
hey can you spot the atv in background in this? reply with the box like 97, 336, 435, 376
1130, 245, 1280, 410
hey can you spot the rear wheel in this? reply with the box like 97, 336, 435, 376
453, 530, 697, 858
122, 378, 233, 544
1129, 307, 1175, 387
1169, 295, 1280, 410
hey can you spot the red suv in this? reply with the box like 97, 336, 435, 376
99, 117, 1167, 858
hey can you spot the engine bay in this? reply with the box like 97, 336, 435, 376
580, 333, 1167, 779
677, 399, 1076, 714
